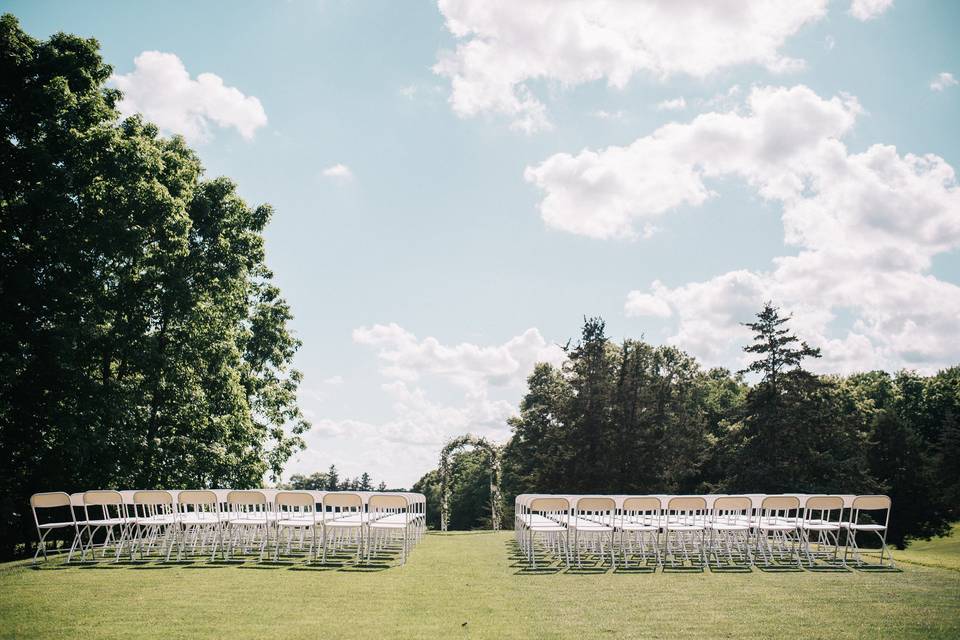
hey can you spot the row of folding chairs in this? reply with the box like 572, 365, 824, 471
514, 493, 894, 570
30, 489, 426, 566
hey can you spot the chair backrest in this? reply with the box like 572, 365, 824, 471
805, 495, 844, 511
713, 496, 751, 512
323, 492, 363, 509
667, 496, 707, 512
31, 492, 71, 509
276, 491, 315, 509
133, 490, 173, 505
622, 497, 661, 512
84, 490, 123, 506
576, 497, 615, 512
177, 490, 218, 506
529, 497, 570, 513
368, 494, 408, 511
852, 495, 891, 511
761, 496, 800, 511
227, 490, 267, 505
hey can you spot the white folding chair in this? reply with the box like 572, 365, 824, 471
29, 492, 77, 565
522, 497, 571, 569
367, 494, 414, 565
571, 497, 616, 568
800, 495, 845, 567
753, 496, 802, 568
80, 490, 130, 562
274, 491, 318, 562
618, 497, 661, 568
844, 495, 894, 568
224, 490, 270, 561
706, 496, 752, 567
663, 497, 707, 568
126, 490, 177, 561
175, 490, 223, 561
321, 492, 366, 564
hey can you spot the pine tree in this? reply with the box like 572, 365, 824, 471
739, 302, 821, 387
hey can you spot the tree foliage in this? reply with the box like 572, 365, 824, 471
0, 15, 308, 556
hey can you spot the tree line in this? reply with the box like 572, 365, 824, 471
0, 16, 308, 557
416, 307, 959, 548
284, 465, 390, 493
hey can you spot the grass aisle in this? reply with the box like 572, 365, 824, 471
1, 530, 958, 639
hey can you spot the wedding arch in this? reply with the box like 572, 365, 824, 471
439, 434, 504, 532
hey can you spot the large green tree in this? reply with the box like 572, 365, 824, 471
0, 15, 308, 555
724, 304, 872, 494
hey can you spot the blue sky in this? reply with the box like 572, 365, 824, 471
7, 0, 959, 486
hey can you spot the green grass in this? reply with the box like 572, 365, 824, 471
890, 523, 960, 572
1, 530, 958, 639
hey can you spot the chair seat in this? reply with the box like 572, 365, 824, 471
758, 523, 797, 531
134, 516, 176, 525
666, 524, 704, 532
847, 523, 886, 531
86, 518, 130, 527
180, 514, 220, 525
278, 518, 316, 527
529, 524, 566, 533
324, 520, 364, 528
802, 523, 840, 531
370, 521, 409, 530
38, 521, 75, 529
620, 524, 658, 532
707, 523, 750, 531
230, 518, 268, 526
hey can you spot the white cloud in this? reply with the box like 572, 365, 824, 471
526, 85, 862, 240
848, 0, 893, 21
352, 324, 564, 393
111, 51, 267, 143
591, 109, 626, 120
930, 72, 958, 92
433, 0, 837, 131
287, 326, 566, 486
322, 375, 344, 385
526, 84, 960, 373
656, 97, 687, 111
399, 84, 418, 99
322, 163, 354, 180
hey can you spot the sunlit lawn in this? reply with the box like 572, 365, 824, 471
1, 528, 958, 639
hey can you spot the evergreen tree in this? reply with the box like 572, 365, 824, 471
358, 472, 373, 492
725, 305, 870, 493
325, 465, 340, 491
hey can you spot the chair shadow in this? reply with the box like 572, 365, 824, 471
853, 565, 902, 573
613, 565, 657, 574
514, 566, 562, 575
708, 564, 753, 574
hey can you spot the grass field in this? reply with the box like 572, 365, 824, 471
1, 529, 958, 639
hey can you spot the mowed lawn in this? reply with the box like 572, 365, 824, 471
1, 529, 958, 639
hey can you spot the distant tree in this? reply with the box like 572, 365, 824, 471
358, 472, 373, 492
287, 472, 328, 490
325, 465, 340, 491
376, 481, 387, 492
739, 302, 821, 386
725, 304, 871, 494
0, 15, 308, 556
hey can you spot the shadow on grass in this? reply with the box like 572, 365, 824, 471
514, 566, 563, 575
708, 564, 753, 574
614, 565, 657, 574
